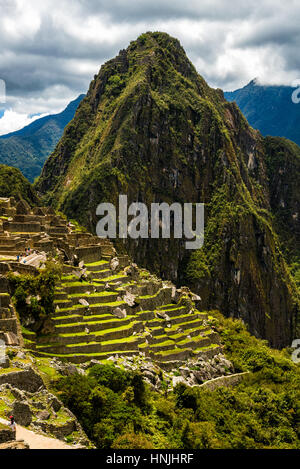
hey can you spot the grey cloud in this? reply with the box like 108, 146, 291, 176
0, 0, 299, 116
78, 0, 257, 22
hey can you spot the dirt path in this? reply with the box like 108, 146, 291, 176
0, 418, 76, 449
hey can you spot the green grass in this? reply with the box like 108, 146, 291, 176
94, 273, 127, 282
85, 260, 109, 267
154, 347, 190, 357
192, 343, 220, 354
33, 350, 139, 359
68, 291, 118, 298
53, 314, 82, 321
0, 367, 21, 375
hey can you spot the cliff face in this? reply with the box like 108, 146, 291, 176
36, 32, 299, 347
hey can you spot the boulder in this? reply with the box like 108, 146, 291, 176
36, 410, 50, 421
79, 299, 89, 307
49, 396, 62, 413
123, 292, 137, 307
156, 311, 171, 321
12, 401, 32, 426
110, 257, 119, 271
112, 307, 127, 319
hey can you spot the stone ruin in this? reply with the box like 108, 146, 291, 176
0, 197, 227, 378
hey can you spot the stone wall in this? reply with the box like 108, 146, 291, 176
199, 371, 250, 391
0, 319, 17, 334
0, 368, 44, 393
0, 425, 15, 444
74, 245, 102, 263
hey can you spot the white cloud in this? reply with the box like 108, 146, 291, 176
0, 109, 48, 135
0, 0, 299, 120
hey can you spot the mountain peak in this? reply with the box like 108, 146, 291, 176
36, 33, 299, 348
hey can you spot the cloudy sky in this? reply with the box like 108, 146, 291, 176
0, 0, 299, 134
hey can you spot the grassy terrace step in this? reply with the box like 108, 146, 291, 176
150, 326, 167, 337
133, 311, 155, 321
55, 319, 140, 340
68, 291, 119, 305
84, 260, 110, 271
152, 347, 192, 361
54, 299, 73, 309
55, 311, 121, 322
148, 340, 177, 353
31, 350, 140, 364
54, 322, 86, 334
166, 318, 206, 333
115, 282, 136, 292
51, 305, 87, 317
54, 292, 68, 300
148, 333, 176, 344
155, 306, 187, 318
61, 275, 82, 283
176, 334, 214, 350
63, 283, 106, 295
93, 273, 128, 283
81, 300, 126, 312
167, 325, 210, 341
86, 269, 112, 280
192, 344, 222, 358
56, 317, 132, 334
146, 312, 200, 328
36, 334, 143, 355
53, 318, 132, 341
167, 312, 201, 325
52, 314, 83, 325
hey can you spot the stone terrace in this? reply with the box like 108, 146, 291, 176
0, 197, 222, 367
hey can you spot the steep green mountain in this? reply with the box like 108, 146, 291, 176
0, 164, 39, 206
36, 32, 299, 348
225, 80, 300, 146
0, 95, 85, 182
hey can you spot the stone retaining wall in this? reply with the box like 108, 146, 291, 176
74, 246, 102, 263
0, 425, 15, 443
199, 371, 250, 391
0, 368, 44, 393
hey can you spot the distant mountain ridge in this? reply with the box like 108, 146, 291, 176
0, 94, 85, 182
224, 80, 300, 146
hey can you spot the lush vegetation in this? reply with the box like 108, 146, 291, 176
0, 164, 39, 206
8, 261, 61, 332
52, 313, 300, 449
